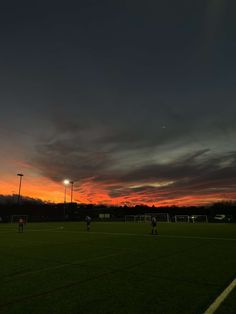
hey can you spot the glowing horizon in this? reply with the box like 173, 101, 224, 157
1, 168, 236, 207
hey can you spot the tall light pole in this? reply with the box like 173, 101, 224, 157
17, 173, 24, 205
70, 181, 74, 203
63, 179, 70, 218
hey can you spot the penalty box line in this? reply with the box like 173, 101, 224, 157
203, 278, 236, 314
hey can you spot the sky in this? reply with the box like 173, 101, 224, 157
1, 0, 236, 206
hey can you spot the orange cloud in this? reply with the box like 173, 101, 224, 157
1, 170, 236, 206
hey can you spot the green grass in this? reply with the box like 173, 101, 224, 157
0, 222, 236, 314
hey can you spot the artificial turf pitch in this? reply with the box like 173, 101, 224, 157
0, 222, 235, 314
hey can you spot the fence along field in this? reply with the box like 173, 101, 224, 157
0, 221, 236, 314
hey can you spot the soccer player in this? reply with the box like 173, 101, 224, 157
85, 216, 92, 231
18, 217, 24, 233
151, 216, 158, 235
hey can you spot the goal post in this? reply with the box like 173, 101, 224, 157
174, 215, 208, 223
125, 213, 170, 223
11, 215, 28, 224
174, 215, 190, 223
125, 215, 134, 223
125, 215, 147, 223
190, 215, 208, 223
145, 213, 170, 222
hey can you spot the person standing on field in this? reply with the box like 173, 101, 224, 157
18, 217, 24, 233
85, 216, 92, 231
151, 216, 158, 235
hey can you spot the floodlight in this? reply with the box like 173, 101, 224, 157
63, 179, 70, 185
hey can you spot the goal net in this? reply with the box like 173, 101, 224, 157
175, 215, 190, 223
190, 215, 208, 223
11, 215, 28, 224
144, 213, 170, 222
125, 215, 147, 223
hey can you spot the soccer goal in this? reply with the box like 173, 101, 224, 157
190, 215, 208, 223
11, 215, 28, 223
174, 215, 190, 223
145, 213, 170, 222
125, 215, 146, 223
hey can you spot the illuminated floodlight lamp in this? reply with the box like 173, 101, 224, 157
63, 179, 70, 185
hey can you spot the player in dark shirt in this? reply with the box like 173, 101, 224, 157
151, 216, 158, 235
18, 218, 24, 233
85, 216, 92, 231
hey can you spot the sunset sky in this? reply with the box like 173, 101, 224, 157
1, 1, 236, 206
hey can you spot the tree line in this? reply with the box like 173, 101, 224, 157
0, 194, 235, 222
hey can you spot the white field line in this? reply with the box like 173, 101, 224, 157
0, 228, 59, 234
1, 228, 236, 242
203, 278, 236, 314
30, 229, 236, 242
159, 234, 236, 242
3, 252, 121, 280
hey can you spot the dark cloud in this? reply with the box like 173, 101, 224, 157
105, 150, 236, 201
31, 116, 236, 202
1, 1, 236, 204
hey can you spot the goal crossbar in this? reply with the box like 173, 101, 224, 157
145, 213, 170, 222
11, 215, 28, 223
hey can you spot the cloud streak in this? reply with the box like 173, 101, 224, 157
30, 114, 236, 205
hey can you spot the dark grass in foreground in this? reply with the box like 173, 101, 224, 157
0, 222, 236, 314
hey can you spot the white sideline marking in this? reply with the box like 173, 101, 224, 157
1, 228, 236, 242
33, 229, 236, 242
0, 228, 59, 234
159, 234, 236, 242
203, 278, 236, 314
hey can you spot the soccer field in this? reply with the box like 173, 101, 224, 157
0, 222, 236, 314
